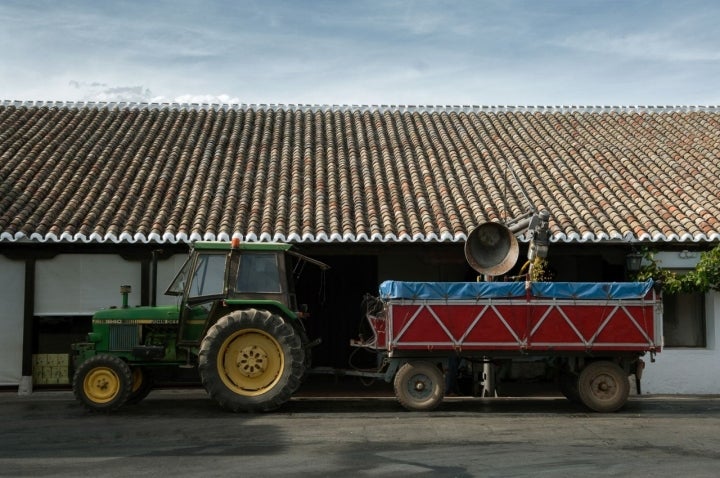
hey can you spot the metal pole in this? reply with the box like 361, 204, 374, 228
480, 271, 497, 397
481, 357, 496, 397
151, 249, 160, 307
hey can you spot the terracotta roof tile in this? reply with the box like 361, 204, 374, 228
1, 102, 720, 244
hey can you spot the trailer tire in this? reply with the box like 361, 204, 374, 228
198, 309, 306, 412
394, 361, 445, 411
577, 361, 629, 412
558, 371, 581, 404
126, 367, 153, 405
72, 354, 133, 412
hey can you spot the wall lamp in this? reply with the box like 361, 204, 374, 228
625, 251, 644, 273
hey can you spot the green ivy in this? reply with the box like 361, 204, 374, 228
634, 243, 720, 294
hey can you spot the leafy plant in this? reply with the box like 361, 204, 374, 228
633, 244, 720, 294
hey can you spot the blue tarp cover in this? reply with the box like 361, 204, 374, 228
379, 279, 654, 301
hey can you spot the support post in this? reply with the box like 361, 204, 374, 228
18, 258, 35, 396
481, 357, 497, 397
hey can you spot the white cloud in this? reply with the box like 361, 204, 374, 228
166, 94, 243, 105
556, 30, 720, 62
68, 81, 154, 102
63, 83, 244, 105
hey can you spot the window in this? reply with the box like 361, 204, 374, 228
166, 257, 193, 296
236, 253, 281, 293
663, 291, 706, 347
188, 254, 226, 298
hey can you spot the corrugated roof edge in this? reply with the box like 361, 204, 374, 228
3, 231, 720, 244
2, 100, 719, 114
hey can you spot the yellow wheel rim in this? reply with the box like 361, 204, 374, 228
217, 328, 284, 397
131, 368, 144, 393
83, 366, 121, 404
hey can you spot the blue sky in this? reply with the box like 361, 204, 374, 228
1, 0, 719, 105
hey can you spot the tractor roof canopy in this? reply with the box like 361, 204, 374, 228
192, 241, 292, 252
190, 241, 330, 270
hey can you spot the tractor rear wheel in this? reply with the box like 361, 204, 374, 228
72, 354, 133, 412
198, 309, 306, 412
126, 366, 153, 405
577, 361, 629, 412
394, 361, 445, 411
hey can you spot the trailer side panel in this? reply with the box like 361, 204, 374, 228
371, 280, 661, 355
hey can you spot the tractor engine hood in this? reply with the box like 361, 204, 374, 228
92, 305, 180, 323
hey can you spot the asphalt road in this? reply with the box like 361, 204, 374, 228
2, 388, 720, 477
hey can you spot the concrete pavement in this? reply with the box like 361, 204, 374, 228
1, 388, 720, 477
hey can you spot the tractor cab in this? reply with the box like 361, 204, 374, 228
169, 240, 328, 346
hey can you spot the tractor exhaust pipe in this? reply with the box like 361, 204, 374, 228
120, 285, 131, 308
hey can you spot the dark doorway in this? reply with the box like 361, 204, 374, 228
293, 254, 378, 369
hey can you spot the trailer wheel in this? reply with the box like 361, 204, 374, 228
126, 367, 153, 405
577, 361, 629, 412
558, 371, 581, 403
198, 309, 305, 412
72, 354, 133, 412
394, 361, 445, 411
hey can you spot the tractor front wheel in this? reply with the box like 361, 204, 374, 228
126, 366, 153, 405
198, 309, 306, 412
72, 354, 133, 412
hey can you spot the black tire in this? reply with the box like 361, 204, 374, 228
292, 321, 313, 378
72, 354, 133, 412
577, 361, 630, 413
394, 361, 445, 411
126, 367, 153, 405
198, 309, 306, 412
558, 370, 581, 403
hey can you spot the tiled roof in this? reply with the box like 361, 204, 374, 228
1, 101, 719, 244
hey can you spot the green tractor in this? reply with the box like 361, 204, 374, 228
71, 240, 328, 412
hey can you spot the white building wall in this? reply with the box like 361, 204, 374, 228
642, 291, 720, 394
34, 252, 187, 312
36, 254, 141, 314
0, 257, 25, 385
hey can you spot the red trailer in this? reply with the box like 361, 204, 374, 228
353, 279, 662, 412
